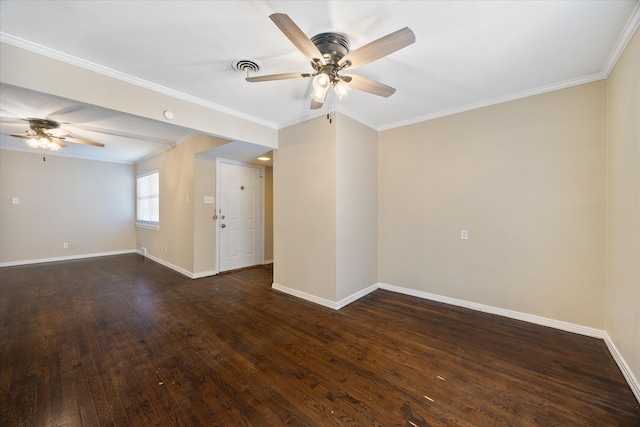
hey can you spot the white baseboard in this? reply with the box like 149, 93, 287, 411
142, 252, 269, 280
0, 249, 137, 268
378, 283, 605, 338
140, 253, 218, 280
336, 284, 379, 309
604, 332, 640, 403
272, 283, 338, 309
271, 282, 378, 310
192, 270, 217, 279
142, 252, 194, 278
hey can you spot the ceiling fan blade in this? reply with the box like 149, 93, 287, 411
339, 27, 415, 69
46, 128, 70, 137
51, 138, 67, 148
310, 98, 324, 110
60, 137, 105, 147
6, 133, 30, 139
0, 117, 28, 125
246, 72, 312, 83
6, 133, 66, 147
344, 74, 396, 97
269, 13, 326, 65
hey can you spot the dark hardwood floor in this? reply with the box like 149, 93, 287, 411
1, 254, 638, 426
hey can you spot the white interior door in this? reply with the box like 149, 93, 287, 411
219, 162, 262, 272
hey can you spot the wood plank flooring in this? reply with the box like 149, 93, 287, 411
1, 254, 638, 426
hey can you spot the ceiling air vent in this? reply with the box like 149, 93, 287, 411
232, 59, 262, 74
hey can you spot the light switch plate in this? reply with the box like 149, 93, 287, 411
12, 197, 19, 205
204, 196, 215, 204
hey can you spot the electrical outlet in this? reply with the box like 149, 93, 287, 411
63, 242, 69, 249
12, 197, 19, 205
461, 230, 469, 240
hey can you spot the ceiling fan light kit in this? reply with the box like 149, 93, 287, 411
26, 135, 62, 151
246, 13, 415, 110
5, 118, 105, 152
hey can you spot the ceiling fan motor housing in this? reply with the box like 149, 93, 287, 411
311, 32, 349, 65
28, 118, 60, 131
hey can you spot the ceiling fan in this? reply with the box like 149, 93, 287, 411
3, 117, 105, 151
246, 13, 416, 109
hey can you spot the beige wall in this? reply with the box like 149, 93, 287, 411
0, 150, 136, 264
274, 115, 338, 301
193, 156, 217, 274
264, 166, 274, 262
136, 134, 227, 275
606, 29, 639, 388
336, 115, 378, 301
379, 81, 607, 328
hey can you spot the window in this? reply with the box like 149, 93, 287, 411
136, 171, 159, 228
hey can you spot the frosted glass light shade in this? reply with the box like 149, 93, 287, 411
313, 73, 330, 90
311, 86, 328, 103
333, 80, 352, 100
26, 138, 39, 148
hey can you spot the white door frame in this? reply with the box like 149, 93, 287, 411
215, 158, 265, 273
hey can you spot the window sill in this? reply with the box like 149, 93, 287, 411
136, 223, 159, 230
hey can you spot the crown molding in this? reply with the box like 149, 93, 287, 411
276, 108, 331, 130
379, 72, 606, 131
275, 105, 380, 132
0, 33, 278, 130
334, 105, 380, 131
602, 2, 640, 76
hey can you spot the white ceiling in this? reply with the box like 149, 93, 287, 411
1, 1, 638, 163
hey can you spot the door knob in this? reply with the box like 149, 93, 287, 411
221, 224, 226, 228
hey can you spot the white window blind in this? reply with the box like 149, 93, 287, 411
137, 171, 159, 226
